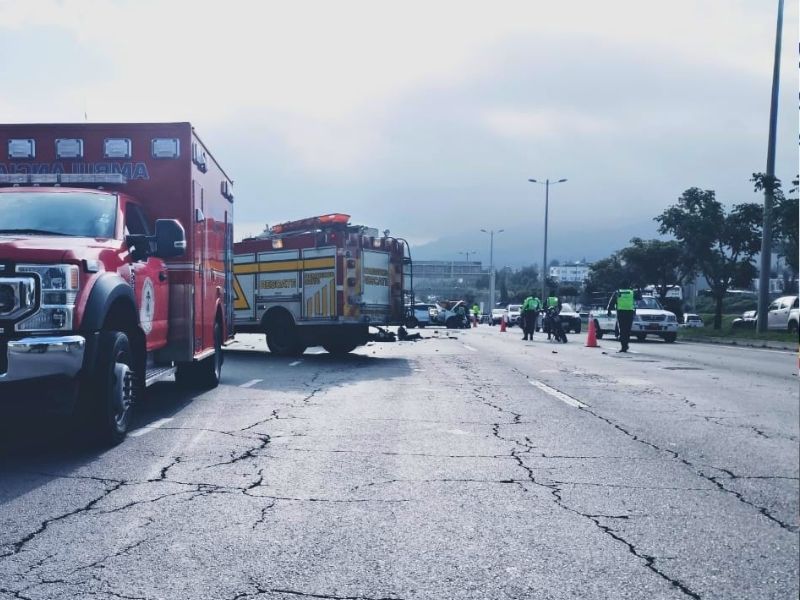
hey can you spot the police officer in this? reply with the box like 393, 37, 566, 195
607, 286, 641, 352
471, 304, 480, 327
520, 296, 541, 340
544, 294, 562, 341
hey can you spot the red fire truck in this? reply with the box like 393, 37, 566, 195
0, 122, 234, 444
233, 214, 410, 355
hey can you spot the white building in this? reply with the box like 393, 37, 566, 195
549, 262, 590, 284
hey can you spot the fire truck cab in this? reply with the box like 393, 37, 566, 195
234, 214, 409, 355
0, 122, 234, 444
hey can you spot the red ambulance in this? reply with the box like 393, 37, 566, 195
0, 122, 234, 444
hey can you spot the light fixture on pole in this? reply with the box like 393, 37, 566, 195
528, 178, 567, 303
481, 229, 504, 310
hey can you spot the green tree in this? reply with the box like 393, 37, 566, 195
584, 254, 632, 303
619, 237, 695, 302
752, 173, 798, 277
656, 188, 762, 329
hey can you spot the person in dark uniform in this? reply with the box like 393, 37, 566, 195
544, 294, 562, 341
520, 296, 541, 341
607, 286, 642, 352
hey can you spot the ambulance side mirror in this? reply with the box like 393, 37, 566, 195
154, 219, 187, 258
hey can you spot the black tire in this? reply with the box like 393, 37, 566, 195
636, 333, 646, 342
84, 330, 136, 446
594, 321, 604, 339
406, 316, 419, 329
323, 341, 359, 355
788, 321, 798, 334
265, 311, 304, 356
445, 316, 460, 329
177, 319, 224, 389
662, 332, 677, 343
573, 322, 581, 334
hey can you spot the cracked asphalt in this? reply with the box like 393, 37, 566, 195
0, 327, 797, 600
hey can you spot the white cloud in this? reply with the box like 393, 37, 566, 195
483, 108, 615, 139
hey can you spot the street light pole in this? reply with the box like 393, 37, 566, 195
481, 229, 504, 310
528, 178, 567, 303
757, 0, 784, 333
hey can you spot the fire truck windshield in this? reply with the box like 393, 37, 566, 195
0, 191, 117, 238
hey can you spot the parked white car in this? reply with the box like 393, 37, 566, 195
681, 313, 704, 328
590, 296, 678, 343
405, 303, 435, 328
490, 308, 508, 325
506, 304, 522, 326
766, 295, 798, 331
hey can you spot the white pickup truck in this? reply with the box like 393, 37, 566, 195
590, 296, 678, 343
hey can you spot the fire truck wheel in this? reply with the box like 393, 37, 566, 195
83, 330, 135, 446
265, 312, 304, 356
323, 341, 359, 355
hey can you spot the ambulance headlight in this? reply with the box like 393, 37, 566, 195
16, 264, 80, 332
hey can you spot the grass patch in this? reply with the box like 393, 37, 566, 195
678, 313, 797, 344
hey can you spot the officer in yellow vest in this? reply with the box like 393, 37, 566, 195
607, 287, 640, 352
521, 296, 541, 340
471, 304, 480, 327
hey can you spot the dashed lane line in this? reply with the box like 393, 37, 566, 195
530, 380, 587, 409
240, 379, 263, 388
462, 344, 478, 352
130, 417, 174, 437
289, 360, 303, 367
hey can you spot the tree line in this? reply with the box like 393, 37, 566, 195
585, 175, 798, 329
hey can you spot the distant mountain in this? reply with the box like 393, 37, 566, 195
411, 218, 663, 269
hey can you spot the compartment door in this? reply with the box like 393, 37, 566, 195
302, 247, 337, 320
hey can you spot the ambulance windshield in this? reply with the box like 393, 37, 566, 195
0, 191, 117, 238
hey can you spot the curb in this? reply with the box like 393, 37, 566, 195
678, 336, 797, 352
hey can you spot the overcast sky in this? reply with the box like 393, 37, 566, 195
1, 0, 797, 265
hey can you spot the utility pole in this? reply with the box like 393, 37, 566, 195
757, 0, 784, 333
481, 229, 504, 310
528, 178, 567, 302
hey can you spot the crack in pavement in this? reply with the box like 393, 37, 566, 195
577, 406, 799, 533
0, 480, 124, 559
464, 363, 707, 599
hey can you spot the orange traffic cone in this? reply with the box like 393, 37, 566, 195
500, 314, 507, 332
585, 317, 598, 347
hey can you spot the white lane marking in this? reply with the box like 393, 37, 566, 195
627, 349, 640, 354
310, 349, 326, 355
130, 417, 174, 437
539, 369, 559, 373
530, 380, 586, 409
462, 344, 477, 352
289, 360, 302, 367
239, 378, 263, 388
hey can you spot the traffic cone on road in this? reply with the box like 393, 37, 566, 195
585, 318, 598, 347
500, 314, 507, 332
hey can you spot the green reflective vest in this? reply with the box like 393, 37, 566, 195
617, 289, 635, 311
547, 296, 558, 308
472, 305, 480, 315
522, 296, 535, 311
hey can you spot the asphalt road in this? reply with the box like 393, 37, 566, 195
1, 327, 797, 600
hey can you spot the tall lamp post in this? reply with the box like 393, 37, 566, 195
757, 0, 784, 333
480, 229, 504, 310
528, 178, 567, 303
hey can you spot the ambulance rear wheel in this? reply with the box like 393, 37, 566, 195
176, 320, 223, 389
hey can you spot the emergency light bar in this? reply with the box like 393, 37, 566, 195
0, 173, 128, 186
